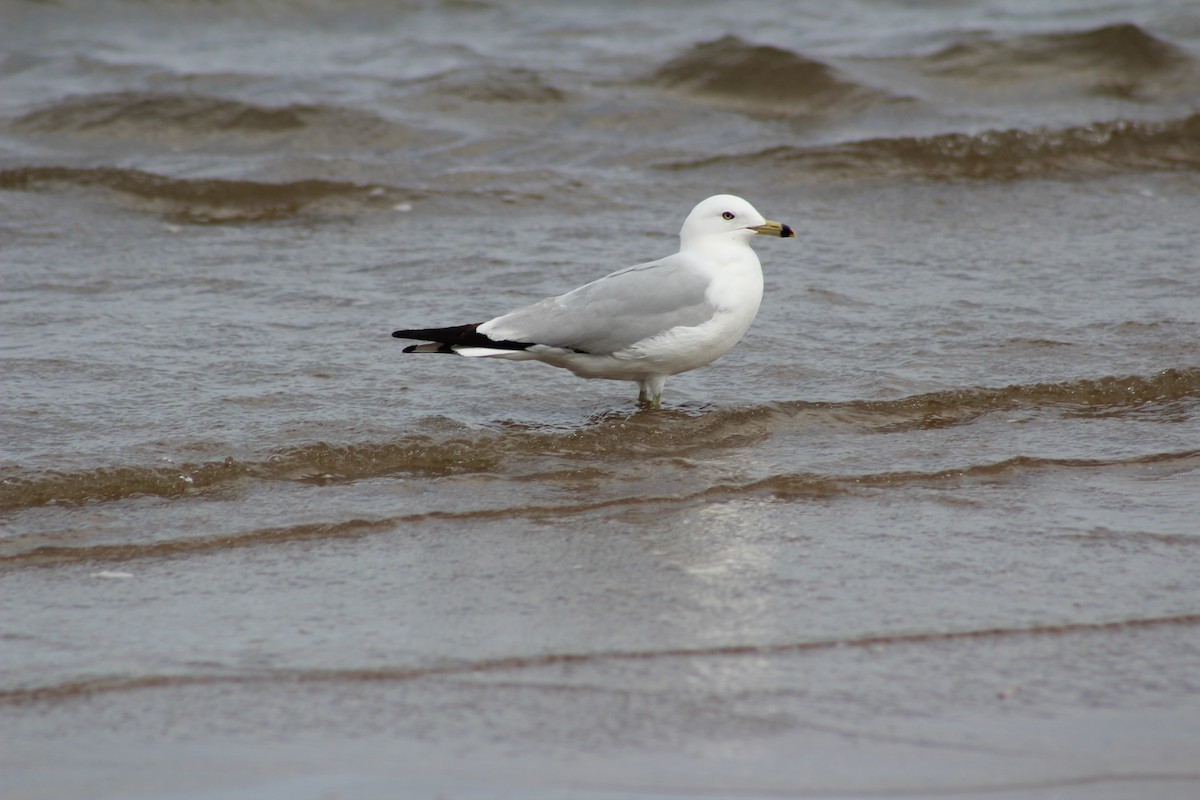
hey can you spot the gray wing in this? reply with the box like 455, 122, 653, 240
478, 252, 716, 355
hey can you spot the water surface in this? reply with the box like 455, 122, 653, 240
2, 1, 1200, 798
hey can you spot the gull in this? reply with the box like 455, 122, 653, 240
392, 194, 795, 407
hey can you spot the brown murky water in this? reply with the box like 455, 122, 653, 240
3, 2, 1200, 798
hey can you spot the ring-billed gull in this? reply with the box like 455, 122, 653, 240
392, 194, 795, 407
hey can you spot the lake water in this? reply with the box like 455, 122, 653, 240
2, 1, 1200, 798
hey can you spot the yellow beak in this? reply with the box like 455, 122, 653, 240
750, 220, 796, 238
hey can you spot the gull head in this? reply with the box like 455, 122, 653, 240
679, 194, 796, 250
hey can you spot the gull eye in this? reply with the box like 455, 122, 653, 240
722, 211, 735, 220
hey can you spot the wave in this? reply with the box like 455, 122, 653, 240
648, 35, 902, 118
4, 612, 1197, 705
916, 23, 1198, 98
2, 369, 1196, 517
0, 162, 559, 221
666, 115, 1200, 179
0, 165, 408, 222
0, 437, 499, 514
9, 91, 435, 149
14, 92, 309, 135
833, 368, 1200, 429
414, 66, 567, 104
5, 447, 1198, 567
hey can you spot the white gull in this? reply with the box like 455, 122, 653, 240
392, 194, 795, 407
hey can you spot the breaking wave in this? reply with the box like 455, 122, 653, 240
3, 368, 1196, 516
668, 115, 1200, 179
0, 166, 409, 222
0, 437, 500, 514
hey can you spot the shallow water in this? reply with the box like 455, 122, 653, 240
3, 1, 1200, 798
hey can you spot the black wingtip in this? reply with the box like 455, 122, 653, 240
391, 323, 537, 353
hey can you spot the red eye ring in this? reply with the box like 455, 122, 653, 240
722, 211, 735, 220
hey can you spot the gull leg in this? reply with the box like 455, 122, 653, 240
637, 376, 666, 409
